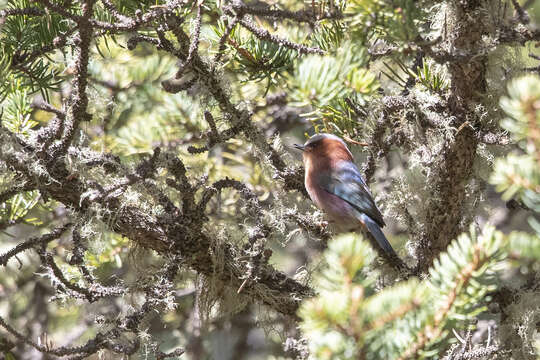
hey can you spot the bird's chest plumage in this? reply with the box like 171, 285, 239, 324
304, 167, 358, 227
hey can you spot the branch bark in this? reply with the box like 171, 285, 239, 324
0, 129, 313, 317
415, 1, 486, 272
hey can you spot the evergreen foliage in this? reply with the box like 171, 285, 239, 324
300, 226, 505, 359
0, 0, 539, 359
300, 73, 540, 359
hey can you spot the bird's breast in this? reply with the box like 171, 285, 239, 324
305, 178, 359, 227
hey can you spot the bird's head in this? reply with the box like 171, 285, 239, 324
294, 133, 353, 166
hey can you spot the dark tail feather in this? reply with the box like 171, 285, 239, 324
360, 214, 396, 256
360, 214, 409, 272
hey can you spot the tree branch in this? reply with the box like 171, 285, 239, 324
0, 223, 72, 267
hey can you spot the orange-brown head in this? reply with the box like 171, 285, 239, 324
294, 133, 354, 174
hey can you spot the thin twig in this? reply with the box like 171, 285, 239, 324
176, 3, 203, 79
238, 17, 324, 55
32, 101, 66, 119
213, 17, 240, 63
0, 7, 44, 19
0, 223, 72, 267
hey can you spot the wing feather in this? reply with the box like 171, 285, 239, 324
318, 161, 386, 227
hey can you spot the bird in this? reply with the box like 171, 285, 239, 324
294, 133, 404, 268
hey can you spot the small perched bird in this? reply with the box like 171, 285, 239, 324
295, 133, 403, 266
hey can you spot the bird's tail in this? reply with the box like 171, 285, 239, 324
360, 214, 396, 256
359, 214, 411, 274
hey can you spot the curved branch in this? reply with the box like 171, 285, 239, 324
0, 129, 314, 317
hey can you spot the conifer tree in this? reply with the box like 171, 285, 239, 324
0, 0, 539, 359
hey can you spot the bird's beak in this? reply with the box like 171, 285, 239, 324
293, 144, 305, 151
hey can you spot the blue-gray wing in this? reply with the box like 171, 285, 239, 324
318, 161, 386, 227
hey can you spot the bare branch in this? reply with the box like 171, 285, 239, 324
510, 0, 530, 24
237, 17, 324, 55
39, 249, 124, 302
0, 314, 138, 357
175, 3, 203, 79
0, 223, 72, 267
31, 100, 66, 120
156, 347, 185, 360
213, 17, 240, 63
101, 0, 132, 23
0, 7, 44, 19
229, 1, 342, 23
